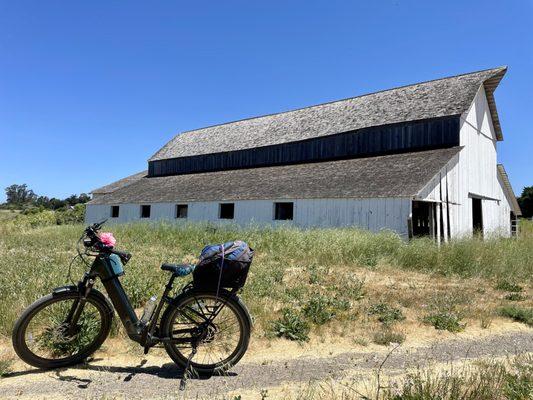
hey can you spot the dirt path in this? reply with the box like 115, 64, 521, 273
1, 330, 532, 400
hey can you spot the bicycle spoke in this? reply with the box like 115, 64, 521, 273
168, 294, 243, 369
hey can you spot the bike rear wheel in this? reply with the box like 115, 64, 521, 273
12, 290, 113, 369
161, 290, 251, 375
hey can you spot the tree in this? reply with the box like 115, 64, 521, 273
5, 184, 36, 205
518, 186, 533, 218
3, 184, 92, 210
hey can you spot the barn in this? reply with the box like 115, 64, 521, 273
86, 66, 522, 241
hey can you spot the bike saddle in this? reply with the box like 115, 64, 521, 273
161, 263, 195, 277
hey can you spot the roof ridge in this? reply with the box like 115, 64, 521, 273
177, 66, 507, 135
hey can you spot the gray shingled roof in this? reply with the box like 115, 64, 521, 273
89, 147, 462, 204
150, 67, 506, 161
91, 171, 147, 194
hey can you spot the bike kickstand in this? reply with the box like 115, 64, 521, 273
179, 346, 197, 391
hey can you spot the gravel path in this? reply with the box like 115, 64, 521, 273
1, 330, 532, 399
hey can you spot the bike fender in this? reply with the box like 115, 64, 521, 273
52, 285, 114, 315
52, 285, 78, 295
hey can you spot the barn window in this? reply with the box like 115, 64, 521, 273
219, 203, 234, 219
176, 204, 188, 219
111, 205, 120, 218
274, 202, 294, 220
140, 205, 151, 218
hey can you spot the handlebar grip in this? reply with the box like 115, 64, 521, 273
111, 249, 132, 264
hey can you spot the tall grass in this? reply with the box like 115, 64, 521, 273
0, 221, 531, 337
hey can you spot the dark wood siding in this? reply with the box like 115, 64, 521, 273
149, 116, 460, 177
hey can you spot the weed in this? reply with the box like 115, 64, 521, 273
423, 312, 466, 332
373, 328, 405, 345
505, 293, 526, 302
271, 308, 310, 342
342, 277, 366, 301
368, 302, 405, 326
499, 306, 533, 327
308, 264, 327, 285
496, 280, 523, 293
353, 336, 369, 346
384, 355, 533, 400
479, 309, 493, 329
303, 294, 336, 325
422, 290, 470, 332
0, 356, 12, 378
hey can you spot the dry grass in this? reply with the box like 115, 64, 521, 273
0, 221, 531, 349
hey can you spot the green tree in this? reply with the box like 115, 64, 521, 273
518, 186, 533, 218
4, 184, 36, 206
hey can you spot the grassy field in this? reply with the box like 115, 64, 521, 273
270, 354, 533, 400
0, 220, 531, 355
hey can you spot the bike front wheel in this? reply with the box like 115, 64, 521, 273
161, 289, 251, 375
12, 290, 113, 369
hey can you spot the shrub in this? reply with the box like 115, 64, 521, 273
271, 308, 310, 342
499, 306, 533, 327
423, 312, 465, 332
303, 294, 336, 325
368, 302, 405, 326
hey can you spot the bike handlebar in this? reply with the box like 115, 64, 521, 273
81, 220, 132, 264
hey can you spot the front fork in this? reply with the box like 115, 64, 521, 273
64, 275, 95, 336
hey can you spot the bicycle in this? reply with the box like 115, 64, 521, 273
12, 220, 252, 375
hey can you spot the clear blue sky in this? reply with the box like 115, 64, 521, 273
1, 0, 532, 202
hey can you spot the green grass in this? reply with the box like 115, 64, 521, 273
496, 280, 524, 293
499, 305, 533, 327
0, 221, 531, 339
0, 209, 19, 223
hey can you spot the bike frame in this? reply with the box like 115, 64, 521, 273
67, 253, 230, 352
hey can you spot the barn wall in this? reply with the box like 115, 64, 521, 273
149, 117, 460, 177
86, 198, 412, 236
415, 86, 510, 238
417, 153, 462, 238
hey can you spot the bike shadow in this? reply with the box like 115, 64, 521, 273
78, 360, 237, 381
6, 358, 237, 383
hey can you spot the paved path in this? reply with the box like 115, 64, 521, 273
1, 331, 532, 399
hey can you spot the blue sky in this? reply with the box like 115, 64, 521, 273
1, 0, 532, 202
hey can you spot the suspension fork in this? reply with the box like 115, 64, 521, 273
65, 275, 95, 336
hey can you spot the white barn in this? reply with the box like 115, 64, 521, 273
86, 67, 521, 240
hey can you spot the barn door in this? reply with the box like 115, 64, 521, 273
472, 197, 483, 236
411, 201, 435, 237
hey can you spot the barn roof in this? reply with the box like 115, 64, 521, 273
89, 147, 461, 204
91, 171, 148, 195
150, 67, 506, 161
497, 164, 522, 216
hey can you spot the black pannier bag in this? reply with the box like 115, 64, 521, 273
193, 241, 253, 289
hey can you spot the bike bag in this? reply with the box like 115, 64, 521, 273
93, 253, 125, 282
193, 241, 253, 289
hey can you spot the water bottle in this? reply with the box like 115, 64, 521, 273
140, 295, 157, 324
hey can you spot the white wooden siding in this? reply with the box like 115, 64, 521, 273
86, 84, 514, 238
86, 197, 412, 237
417, 86, 512, 238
